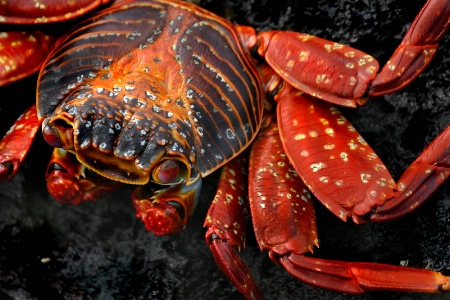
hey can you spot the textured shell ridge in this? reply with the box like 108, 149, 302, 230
37, 0, 263, 184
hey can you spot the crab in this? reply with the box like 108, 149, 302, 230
0, 0, 449, 299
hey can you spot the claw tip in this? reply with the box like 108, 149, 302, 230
133, 199, 183, 235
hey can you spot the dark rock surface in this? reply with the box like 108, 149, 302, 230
0, 0, 449, 299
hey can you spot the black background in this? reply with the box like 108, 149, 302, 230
0, 0, 449, 299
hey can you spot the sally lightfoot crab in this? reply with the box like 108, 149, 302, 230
0, 0, 449, 299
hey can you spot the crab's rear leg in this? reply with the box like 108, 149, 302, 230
204, 155, 264, 300
250, 117, 450, 294
279, 255, 450, 293
248, 119, 319, 256
0, 105, 41, 180
253, 0, 449, 107
275, 87, 449, 223
370, 0, 450, 95
372, 125, 450, 221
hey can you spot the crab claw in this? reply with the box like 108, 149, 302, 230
46, 148, 121, 204
132, 179, 202, 235
47, 166, 84, 205
0, 161, 16, 181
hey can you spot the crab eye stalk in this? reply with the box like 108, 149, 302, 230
152, 159, 187, 184
42, 119, 74, 150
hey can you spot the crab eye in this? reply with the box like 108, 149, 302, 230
43, 123, 62, 148
153, 160, 180, 184
42, 119, 74, 149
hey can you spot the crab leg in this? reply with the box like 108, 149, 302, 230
0, 105, 41, 180
248, 119, 319, 255
276, 88, 394, 223
276, 87, 449, 224
370, 0, 450, 95
372, 125, 450, 221
0, 31, 55, 86
249, 116, 450, 294
0, 0, 112, 24
204, 155, 264, 300
256, 30, 379, 107
255, 0, 449, 107
279, 255, 450, 293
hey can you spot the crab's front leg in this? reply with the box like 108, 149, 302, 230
0, 105, 41, 180
249, 117, 450, 294
46, 148, 122, 204
252, 0, 449, 107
